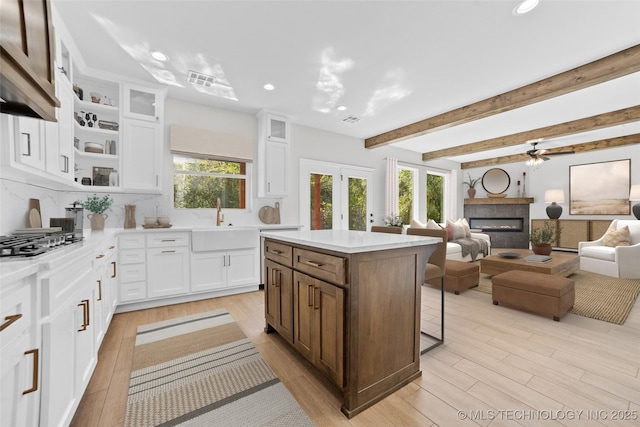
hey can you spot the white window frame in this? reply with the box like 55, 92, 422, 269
172, 153, 253, 210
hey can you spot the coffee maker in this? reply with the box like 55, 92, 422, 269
65, 203, 84, 240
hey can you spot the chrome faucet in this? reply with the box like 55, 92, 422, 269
216, 198, 224, 226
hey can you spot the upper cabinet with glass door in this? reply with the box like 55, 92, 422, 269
265, 113, 289, 143
123, 83, 164, 122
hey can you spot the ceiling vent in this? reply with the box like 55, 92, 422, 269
187, 70, 218, 87
342, 116, 360, 123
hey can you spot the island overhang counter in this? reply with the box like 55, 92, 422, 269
260, 229, 439, 418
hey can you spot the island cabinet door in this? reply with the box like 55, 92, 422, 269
293, 272, 314, 362
293, 271, 345, 388
264, 259, 293, 344
314, 280, 344, 388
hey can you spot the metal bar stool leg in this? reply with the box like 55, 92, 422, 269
420, 276, 444, 355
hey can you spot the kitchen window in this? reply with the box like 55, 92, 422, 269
173, 154, 250, 209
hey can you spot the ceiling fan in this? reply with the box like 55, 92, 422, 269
525, 141, 575, 165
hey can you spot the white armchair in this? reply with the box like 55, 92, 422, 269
578, 220, 640, 279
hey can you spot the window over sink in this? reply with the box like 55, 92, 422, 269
173, 153, 251, 209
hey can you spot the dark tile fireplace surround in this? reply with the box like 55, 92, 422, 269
464, 199, 533, 249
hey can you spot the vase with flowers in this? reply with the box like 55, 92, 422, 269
76, 194, 113, 230
462, 173, 481, 199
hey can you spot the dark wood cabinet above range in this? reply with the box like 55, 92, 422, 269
1, 0, 59, 121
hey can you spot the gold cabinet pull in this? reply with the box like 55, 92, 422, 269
314, 286, 320, 310
111, 261, 117, 278
0, 314, 22, 332
78, 299, 90, 331
95, 254, 105, 259
269, 249, 283, 255
22, 349, 39, 395
97, 280, 102, 301
308, 284, 314, 307
108, 245, 115, 249
305, 260, 324, 268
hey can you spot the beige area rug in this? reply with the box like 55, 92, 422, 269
475, 270, 640, 325
124, 309, 314, 427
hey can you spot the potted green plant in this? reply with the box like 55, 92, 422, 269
462, 173, 481, 199
76, 194, 113, 230
529, 222, 561, 255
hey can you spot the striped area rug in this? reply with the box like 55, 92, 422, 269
124, 309, 314, 427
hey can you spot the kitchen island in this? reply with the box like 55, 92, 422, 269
260, 229, 439, 418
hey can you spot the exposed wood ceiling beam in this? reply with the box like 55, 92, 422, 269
365, 44, 640, 149
421, 105, 640, 161
460, 133, 640, 169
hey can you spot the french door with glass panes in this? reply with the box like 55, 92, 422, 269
299, 159, 373, 231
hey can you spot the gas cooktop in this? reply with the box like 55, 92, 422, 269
0, 233, 80, 258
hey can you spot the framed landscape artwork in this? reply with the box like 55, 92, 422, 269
569, 159, 630, 215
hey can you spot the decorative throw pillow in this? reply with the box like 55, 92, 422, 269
410, 219, 426, 229
603, 225, 631, 247
459, 218, 472, 238
447, 219, 466, 240
426, 219, 442, 230
445, 224, 453, 241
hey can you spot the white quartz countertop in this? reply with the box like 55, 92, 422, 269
260, 229, 440, 254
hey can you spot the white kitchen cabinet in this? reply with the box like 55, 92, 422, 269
146, 232, 190, 299
0, 274, 40, 427
191, 251, 227, 292
121, 118, 162, 192
147, 247, 190, 298
92, 240, 118, 348
40, 258, 95, 427
11, 116, 45, 170
123, 83, 164, 122
118, 234, 147, 303
265, 112, 289, 143
191, 249, 259, 292
257, 110, 289, 197
45, 69, 75, 180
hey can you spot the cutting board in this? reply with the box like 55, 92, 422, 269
28, 208, 42, 228
259, 206, 276, 224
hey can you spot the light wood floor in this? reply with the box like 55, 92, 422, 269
71, 279, 640, 426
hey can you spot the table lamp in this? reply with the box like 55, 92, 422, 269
544, 189, 565, 219
630, 184, 640, 220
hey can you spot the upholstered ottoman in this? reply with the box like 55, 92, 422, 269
491, 270, 575, 321
428, 259, 479, 294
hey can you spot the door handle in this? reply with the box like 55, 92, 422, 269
22, 349, 39, 395
111, 261, 117, 278
97, 279, 102, 301
0, 314, 22, 332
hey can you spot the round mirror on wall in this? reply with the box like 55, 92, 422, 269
482, 168, 510, 195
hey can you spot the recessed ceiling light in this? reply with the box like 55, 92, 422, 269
337, 105, 347, 111
263, 83, 275, 91
513, 0, 539, 15
151, 51, 168, 61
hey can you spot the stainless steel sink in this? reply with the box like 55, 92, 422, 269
191, 226, 258, 252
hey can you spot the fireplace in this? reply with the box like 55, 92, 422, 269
469, 218, 524, 232
464, 200, 532, 249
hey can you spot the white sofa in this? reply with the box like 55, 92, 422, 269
578, 219, 640, 279
446, 232, 491, 262
408, 220, 491, 262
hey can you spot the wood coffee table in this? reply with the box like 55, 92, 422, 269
480, 249, 579, 277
